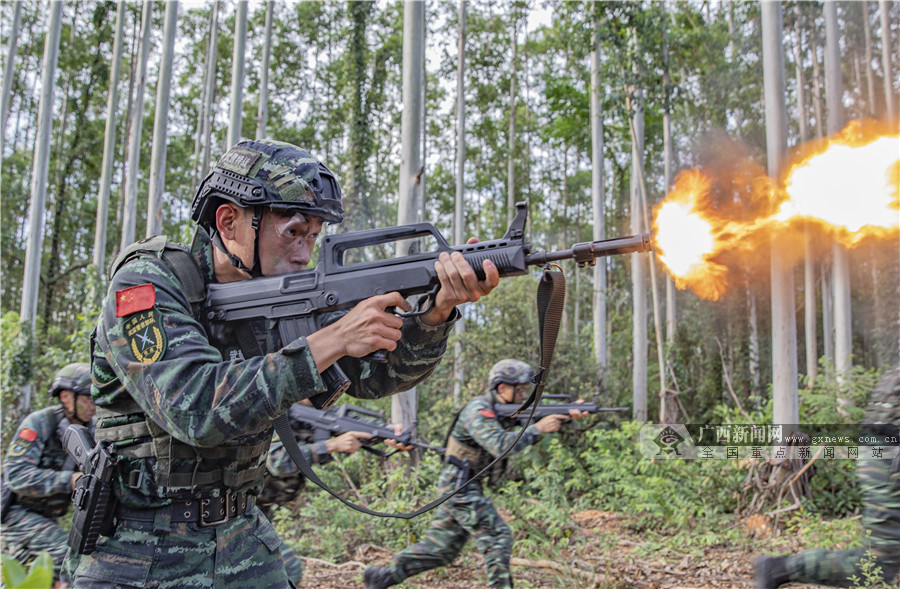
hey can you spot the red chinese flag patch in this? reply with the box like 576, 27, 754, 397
480, 409, 496, 418
116, 284, 156, 317
18, 428, 37, 442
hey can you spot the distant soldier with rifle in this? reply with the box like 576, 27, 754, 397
260, 401, 415, 585
67, 138, 499, 588
1, 363, 95, 587
363, 359, 589, 589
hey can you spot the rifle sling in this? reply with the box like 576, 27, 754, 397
250, 265, 565, 519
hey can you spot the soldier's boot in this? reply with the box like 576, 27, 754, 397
755, 556, 790, 589
363, 566, 397, 589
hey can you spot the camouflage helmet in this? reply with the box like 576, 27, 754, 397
49, 363, 91, 397
191, 138, 344, 228
488, 359, 535, 390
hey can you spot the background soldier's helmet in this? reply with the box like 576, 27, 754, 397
488, 359, 535, 390
190, 138, 344, 227
49, 363, 91, 397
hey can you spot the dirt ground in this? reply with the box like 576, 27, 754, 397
298, 510, 845, 589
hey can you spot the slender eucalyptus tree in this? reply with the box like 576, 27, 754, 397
227, 0, 248, 147
506, 5, 519, 227
628, 33, 647, 423
393, 0, 425, 438
824, 0, 853, 380
121, 0, 152, 251
21, 0, 63, 332
762, 0, 799, 427
590, 10, 607, 380
199, 2, 220, 180
146, 0, 179, 238
18, 0, 63, 412
453, 0, 467, 402
879, 0, 895, 123
256, 0, 273, 141
861, 1, 877, 116
1, 0, 22, 143
93, 0, 126, 277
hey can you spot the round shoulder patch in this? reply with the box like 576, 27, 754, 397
124, 308, 168, 364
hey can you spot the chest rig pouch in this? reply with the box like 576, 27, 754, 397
94, 236, 270, 499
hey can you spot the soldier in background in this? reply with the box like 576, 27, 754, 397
363, 359, 587, 589
68, 139, 498, 588
1, 363, 95, 587
756, 366, 900, 588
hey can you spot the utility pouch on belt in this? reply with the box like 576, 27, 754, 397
65, 425, 118, 555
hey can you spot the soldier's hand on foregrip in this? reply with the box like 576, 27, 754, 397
384, 423, 415, 452
534, 414, 568, 434
569, 399, 590, 420
422, 238, 500, 326
308, 292, 411, 371
326, 431, 374, 455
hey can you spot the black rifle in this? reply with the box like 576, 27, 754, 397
203, 201, 651, 409
289, 403, 445, 456
64, 425, 117, 555
495, 399, 629, 426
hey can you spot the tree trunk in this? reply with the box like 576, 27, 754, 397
628, 36, 647, 422
21, 0, 63, 332
590, 12, 607, 381
824, 0, 853, 381
227, 0, 248, 148
506, 9, 518, 227
255, 0, 273, 140
453, 0, 467, 402
862, 17, 878, 114
146, 0, 178, 237
878, 0, 895, 123
199, 2, 220, 179
762, 0, 799, 427
121, 0, 152, 251
393, 0, 425, 453
93, 0, 126, 280
0, 0, 22, 143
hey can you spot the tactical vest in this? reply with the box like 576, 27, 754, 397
443, 394, 510, 485
12, 406, 75, 518
93, 236, 271, 499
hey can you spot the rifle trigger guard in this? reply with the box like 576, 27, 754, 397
396, 285, 440, 318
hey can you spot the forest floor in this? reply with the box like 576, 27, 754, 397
298, 509, 850, 589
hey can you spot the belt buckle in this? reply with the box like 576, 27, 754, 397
199, 494, 231, 527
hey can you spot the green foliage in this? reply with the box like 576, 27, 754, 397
848, 531, 893, 589
0, 551, 54, 589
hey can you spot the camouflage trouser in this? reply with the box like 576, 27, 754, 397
259, 503, 304, 585
66, 506, 291, 588
279, 542, 304, 585
785, 456, 900, 586
0, 505, 70, 584
390, 488, 513, 589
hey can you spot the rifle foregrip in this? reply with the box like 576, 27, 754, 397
463, 251, 525, 280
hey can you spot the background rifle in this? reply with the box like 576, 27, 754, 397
204, 201, 652, 409
289, 403, 445, 457
64, 424, 116, 555
495, 395, 629, 426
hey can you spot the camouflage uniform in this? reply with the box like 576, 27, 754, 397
2, 404, 88, 583
384, 361, 542, 589
68, 140, 457, 588
757, 367, 900, 588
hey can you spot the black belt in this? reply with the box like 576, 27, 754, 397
117, 491, 256, 528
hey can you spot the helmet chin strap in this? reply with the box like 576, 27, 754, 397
209, 206, 265, 278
